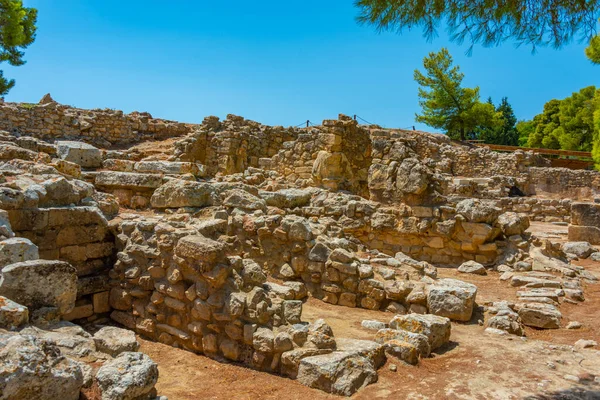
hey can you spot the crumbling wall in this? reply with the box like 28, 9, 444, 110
174, 114, 298, 176
0, 101, 192, 147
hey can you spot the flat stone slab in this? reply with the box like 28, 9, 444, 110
56, 141, 102, 168
95, 171, 163, 189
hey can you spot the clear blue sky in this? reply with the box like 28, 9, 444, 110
4, 1, 599, 131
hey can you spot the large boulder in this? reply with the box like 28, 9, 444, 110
395, 158, 429, 195
150, 179, 217, 208
389, 314, 451, 351
426, 278, 477, 322
0, 333, 84, 400
96, 352, 159, 400
374, 328, 431, 357
56, 141, 102, 168
0, 260, 77, 315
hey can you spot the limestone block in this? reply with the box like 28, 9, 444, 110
150, 179, 217, 208
389, 314, 451, 351
175, 235, 224, 262
568, 225, 600, 245
0, 334, 84, 400
518, 303, 561, 329
95, 171, 163, 189
56, 141, 102, 168
297, 350, 377, 396
96, 352, 158, 400
426, 278, 477, 322
0, 237, 39, 267
0, 259, 77, 315
93, 326, 140, 356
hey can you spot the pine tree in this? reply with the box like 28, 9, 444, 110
355, 0, 600, 50
0, 0, 37, 95
414, 48, 496, 141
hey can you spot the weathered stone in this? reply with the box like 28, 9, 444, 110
96, 352, 159, 400
0, 260, 77, 315
562, 242, 596, 258
0, 296, 28, 329
175, 235, 224, 262
56, 141, 102, 168
0, 237, 39, 267
297, 351, 378, 396
151, 179, 216, 208
389, 314, 451, 351
426, 279, 477, 322
0, 333, 84, 400
457, 260, 487, 275
374, 328, 431, 357
518, 303, 562, 329
93, 326, 140, 356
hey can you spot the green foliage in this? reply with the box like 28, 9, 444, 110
414, 48, 497, 140
476, 97, 519, 145
525, 86, 598, 152
355, 0, 600, 50
0, 0, 37, 95
516, 120, 535, 147
586, 34, 600, 64
590, 91, 600, 168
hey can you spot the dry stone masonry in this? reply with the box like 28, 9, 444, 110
0, 101, 599, 397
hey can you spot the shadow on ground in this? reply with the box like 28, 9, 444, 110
525, 387, 600, 400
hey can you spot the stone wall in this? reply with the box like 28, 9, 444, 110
0, 101, 192, 147
569, 202, 600, 244
174, 115, 298, 176
525, 167, 600, 200
0, 173, 116, 321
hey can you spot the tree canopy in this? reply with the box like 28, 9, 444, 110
0, 0, 37, 95
414, 48, 497, 140
520, 86, 599, 152
355, 0, 600, 50
476, 97, 519, 145
586, 34, 600, 63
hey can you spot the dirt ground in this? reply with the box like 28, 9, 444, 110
139, 224, 600, 400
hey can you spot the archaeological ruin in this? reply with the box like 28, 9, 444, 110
1, 96, 600, 399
